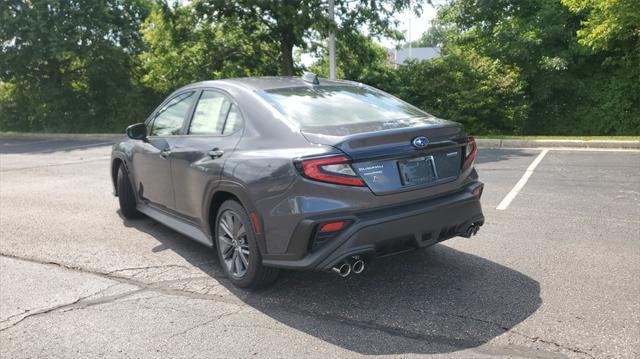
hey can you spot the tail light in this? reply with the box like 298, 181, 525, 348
463, 136, 477, 168
299, 156, 365, 187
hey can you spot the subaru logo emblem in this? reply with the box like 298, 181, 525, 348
412, 136, 429, 149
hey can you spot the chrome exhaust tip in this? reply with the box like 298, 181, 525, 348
463, 223, 480, 238
332, 262, 351, 277
465, 226, 475, 237
352, 259, 365, 274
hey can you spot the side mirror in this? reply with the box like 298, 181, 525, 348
126, 123, 147, 141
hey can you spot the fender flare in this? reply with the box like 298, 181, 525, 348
202, 180, 268, 255
111, 152, 130, 196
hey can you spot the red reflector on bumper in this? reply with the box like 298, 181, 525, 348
250, 212, 261, 234
319, 221, 346, 233
472, 186, 483, 199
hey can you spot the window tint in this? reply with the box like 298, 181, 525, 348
189, 90, 243, 135
150, 92, 195, 136
260, 86, 426, 128
189, 91, 230, 135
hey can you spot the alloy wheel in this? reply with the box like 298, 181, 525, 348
218, 210, 250, 278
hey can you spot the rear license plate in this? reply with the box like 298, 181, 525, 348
398, 156, 437, 186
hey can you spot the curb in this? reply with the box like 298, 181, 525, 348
476, 139, 640, 149
1, 133, 124, 141
1, 133, 639, 149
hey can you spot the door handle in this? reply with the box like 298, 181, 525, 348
208, 149, 224, 159
160, 149, 172, 159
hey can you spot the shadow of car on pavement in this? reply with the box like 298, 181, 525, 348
121, 213, 541, 355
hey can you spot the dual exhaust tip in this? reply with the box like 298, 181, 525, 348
332, 257, 365, 277
464, 223, 481, 238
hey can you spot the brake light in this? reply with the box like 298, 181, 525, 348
463, 137, 477, 168
300, 156, 365, 187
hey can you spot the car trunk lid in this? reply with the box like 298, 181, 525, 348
301, 118, 467, 195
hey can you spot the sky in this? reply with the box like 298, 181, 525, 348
378, 4, 438, 49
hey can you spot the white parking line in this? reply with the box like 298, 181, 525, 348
488, 147, 640, 152
496, 149, 549, 210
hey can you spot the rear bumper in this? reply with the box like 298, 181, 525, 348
262, 182, 484, 271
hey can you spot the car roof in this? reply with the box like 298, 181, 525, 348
182, 76, 362, 92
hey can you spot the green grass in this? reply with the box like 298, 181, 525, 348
476, 135, 640, 141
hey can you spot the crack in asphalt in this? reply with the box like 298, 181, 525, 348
525, 336, 596, 359
0, 284, 141, 333
255, 303, 485, 349
440, 312, 595, 359
0, 252, 245, 305
166, 309, 243, 339
0, 282, 122, 327
106, 264, 196, 275
0, 252, 595, 358
0, 309, 31, 326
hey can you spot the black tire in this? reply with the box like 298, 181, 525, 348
117, 164, 142, 219
215, 200, 279, 288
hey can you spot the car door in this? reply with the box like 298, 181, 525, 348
131, 91, 196, 210
169, 89, 244, 222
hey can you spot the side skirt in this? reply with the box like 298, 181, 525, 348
137, 204, 213, 247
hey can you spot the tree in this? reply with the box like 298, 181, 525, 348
437, 0, 639, 134
0, 0, 154, 132
560, 0, 640, 134
194, 0, 417, 76
561, 0, 640, 52
310, 31, 398, 92
396, 50, 527, 134
139, 3, 279, 94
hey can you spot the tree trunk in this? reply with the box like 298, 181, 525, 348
279, 40, 294, 76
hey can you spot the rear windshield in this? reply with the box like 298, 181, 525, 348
260, 85, 427, 128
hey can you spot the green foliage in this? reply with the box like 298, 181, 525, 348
395, 51, 528, 134
560, 0, 640, 134
0, 0, 156, 132
310, 31, 398, 92
138, 3, 279, 94
310, 32, 527, 135
561, 0, 640, 52
194, 0, 416, 75
436, 0, 639, 134
0, 0, 638, 135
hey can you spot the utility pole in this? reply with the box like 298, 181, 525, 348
328, 0, 336, 80
408, 15, 412, 60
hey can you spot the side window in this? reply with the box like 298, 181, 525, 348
223, 104, 242, 134
189, 91, 229, 135
149, 92, 195, 136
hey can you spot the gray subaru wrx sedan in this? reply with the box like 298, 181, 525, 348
111, 74, 484, 288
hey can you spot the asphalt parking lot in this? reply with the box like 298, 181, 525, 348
0, 137, 638, 358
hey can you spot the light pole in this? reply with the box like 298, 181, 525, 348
328, 0, 336, 80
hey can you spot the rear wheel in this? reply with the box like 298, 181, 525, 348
117, 164, 142, 219
215, 200, 278, 288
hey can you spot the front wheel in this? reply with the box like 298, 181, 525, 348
117, 164, 142, 219
215, 200, 278, 288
